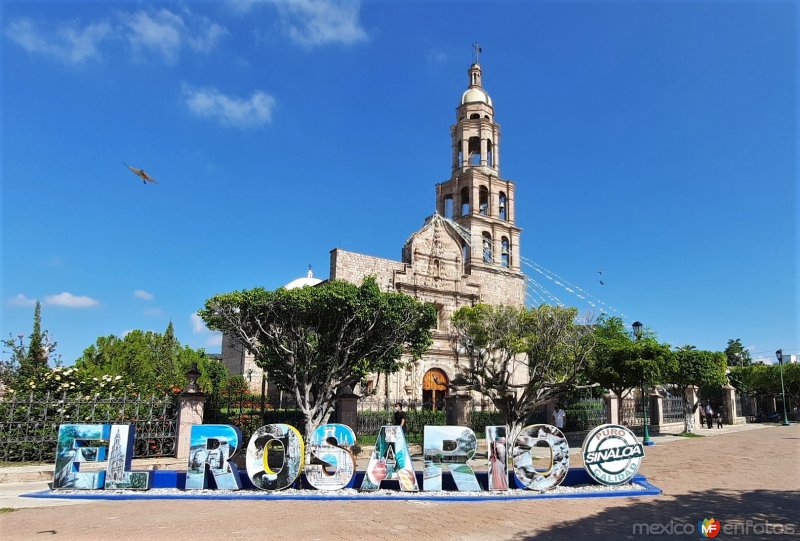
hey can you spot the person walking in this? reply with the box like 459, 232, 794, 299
553, 403, 566, 430
704, 402, 714, 429
393, 403, 407, 431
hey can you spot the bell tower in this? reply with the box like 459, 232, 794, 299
436, 59, 522, 276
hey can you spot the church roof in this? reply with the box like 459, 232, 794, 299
405, 213, 472, 248
461, 87, 492, 106
284, 267, 322, 289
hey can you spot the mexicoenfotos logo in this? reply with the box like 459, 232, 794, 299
698, 518, 721, 538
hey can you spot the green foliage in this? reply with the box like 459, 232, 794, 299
669, 347, 727, 391
75, 323, 220, 395
450, 303, 595, 437
200, 277, 437, 439
2, 301, 57, 386
588, 316, 672, 399
724, 338, 752, 367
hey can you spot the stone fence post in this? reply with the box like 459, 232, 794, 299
445, 392, 472, 426
685, 385, 701, 429
334, 385, 360, 433
721, 384, 736, 424
604, 392, 619, 425
650, 392, 664, 427
175, 364, 205, 462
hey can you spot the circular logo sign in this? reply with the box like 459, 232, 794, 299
582, 424, 644, 485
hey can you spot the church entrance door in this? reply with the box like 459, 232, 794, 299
422, 368, 448, 410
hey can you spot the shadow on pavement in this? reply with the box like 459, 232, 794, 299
512, 489, 799, 541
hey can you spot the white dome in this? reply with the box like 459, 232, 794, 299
284, 268, 322, 289
461, 87, 492, 106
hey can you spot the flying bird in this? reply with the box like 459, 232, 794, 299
124, 163, 159, 185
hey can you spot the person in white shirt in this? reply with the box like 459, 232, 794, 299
553, 404, 566, 430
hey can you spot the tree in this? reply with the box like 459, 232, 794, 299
668, 346, 727, 433
199, 277, 436, 440
449, 304, 595, 442
76, 323, 212, 394
587, 316, 672, 421
724, 338, 752, 367
1, 301, 57, 386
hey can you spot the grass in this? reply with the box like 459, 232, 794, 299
676, 432, 705, 438
0, 508, 17, 514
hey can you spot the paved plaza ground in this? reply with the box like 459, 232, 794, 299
0, 422, 797, 540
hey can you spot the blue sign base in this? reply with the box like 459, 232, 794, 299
22, 468, 661, 502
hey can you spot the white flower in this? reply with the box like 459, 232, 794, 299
114, 375, 123, 380
55, 375, 61, 381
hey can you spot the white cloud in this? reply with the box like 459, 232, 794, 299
121, 8, 228, 63
7, 294, 37, 307
235, 0, 368, 47
191, 313, 207, 334
6, 17, 112, 64
182, 84, 276, 127
133, 289, 155, 300
45, 291, 99, 308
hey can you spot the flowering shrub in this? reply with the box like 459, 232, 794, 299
9, 366, 131, 397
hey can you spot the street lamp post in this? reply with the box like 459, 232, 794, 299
632, 321, 654, 446
776, 350, 791, 426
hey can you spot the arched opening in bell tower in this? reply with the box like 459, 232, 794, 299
501, 237, 510, 268
487, 140, 494, 167
482, 232, 493, 263
443, 195, 453, 218
468, 137, 481, 165
499, 192, 507, 220
479, 186, 489, 215
460, 187, 470, 216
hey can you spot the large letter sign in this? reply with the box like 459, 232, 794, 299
105, 424, 150, 490
53, 424, 110, 489
51, 421, 650, 494
361, 426, 418, 491
486, 425, 509, 490
582, 424, 644, 485
512, 424, 570, 492
185, 425, 242, 490
246, 424, 305, 491
423, 426, 480, 491
305, 424, 356, 491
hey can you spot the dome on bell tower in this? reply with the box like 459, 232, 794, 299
461, 62, 492, 105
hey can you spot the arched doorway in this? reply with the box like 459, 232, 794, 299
422, 368, 448, 411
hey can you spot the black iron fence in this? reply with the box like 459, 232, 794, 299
0, 391, 178, 462
564, 398, 606, 432
662, 396, 686, 424
620, 398, 644, 427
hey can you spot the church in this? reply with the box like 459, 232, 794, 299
222, 59, 527, 408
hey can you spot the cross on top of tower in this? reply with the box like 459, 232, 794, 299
472, 42, 482, 64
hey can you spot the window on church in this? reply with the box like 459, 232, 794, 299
501, 237, 510, 268
470, 113, 480, 120
479, 186, 489, 215
482, 232, 493, 263
487, 140, 494, 167
443, 195, 453, 218
457, 140, 463, 166
468, 137, 481, 165
462, 243, 470, 265
460, 187, 470, 216
499, 192, 507, 221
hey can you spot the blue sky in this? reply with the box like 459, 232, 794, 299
2, 1, 797, 366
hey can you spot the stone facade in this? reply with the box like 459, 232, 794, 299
329, 61, 527, 404
223, 60, 528, 403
